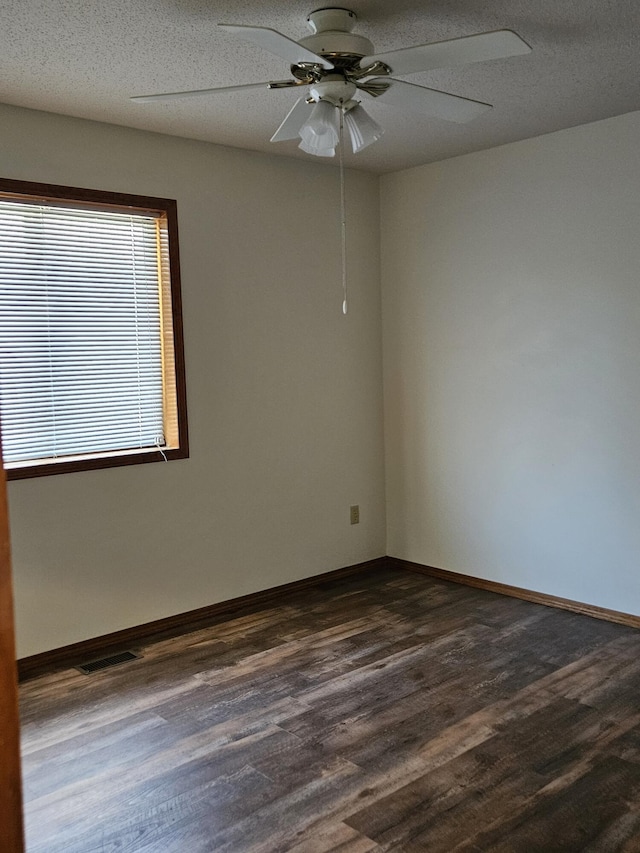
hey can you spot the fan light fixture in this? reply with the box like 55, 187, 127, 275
131, 8, 531, 310
298, 100, 339, 156
132, 7, 532, 163
298, 100, 382, 157
343, 104, 384, 153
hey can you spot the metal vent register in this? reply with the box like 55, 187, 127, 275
75, 650, 140, 675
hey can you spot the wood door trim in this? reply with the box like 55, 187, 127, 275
0, 433, 25, 851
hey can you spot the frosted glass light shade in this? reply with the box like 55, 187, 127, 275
344, 104, 384, 153
298, 100, 340, 157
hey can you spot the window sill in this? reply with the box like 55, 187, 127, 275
4, 445, 189, 480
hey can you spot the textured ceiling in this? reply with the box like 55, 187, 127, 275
1, 1, 638, 173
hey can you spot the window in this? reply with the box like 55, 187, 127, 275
0, 179, 188, 479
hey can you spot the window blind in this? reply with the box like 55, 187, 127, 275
0, 200, 165, 465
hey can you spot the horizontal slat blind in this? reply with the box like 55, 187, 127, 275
0, 200, 165, 464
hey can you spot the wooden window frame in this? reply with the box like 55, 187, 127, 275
0, 178, 189, 480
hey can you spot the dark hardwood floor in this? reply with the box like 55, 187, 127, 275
19, 567, 640, 852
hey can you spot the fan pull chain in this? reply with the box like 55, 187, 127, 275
339, 107, 348, 315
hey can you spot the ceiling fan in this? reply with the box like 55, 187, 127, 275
132, 7, 531, 158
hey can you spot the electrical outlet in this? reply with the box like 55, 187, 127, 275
350, 505, 360, 525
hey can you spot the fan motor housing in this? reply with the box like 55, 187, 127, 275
300, 10, 372, 58
299, 30, 373, 58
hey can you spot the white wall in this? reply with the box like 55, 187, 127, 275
0, 103, 386, 657
7, 100, 640, 655
382, 111, 640, 616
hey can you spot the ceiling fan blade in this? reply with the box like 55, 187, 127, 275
219, 24, 334, 70
131, 81, 276, 103
363, 78, 491, 123
270, 98, 314, 142
360, 30, 530, 76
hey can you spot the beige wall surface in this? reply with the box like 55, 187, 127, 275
381, 110, 640, 616
1, 103, 386, 657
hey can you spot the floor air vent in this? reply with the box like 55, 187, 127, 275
75, 650, 140, 675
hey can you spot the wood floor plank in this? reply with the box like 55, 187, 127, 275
20, 567, 640, 852
345, 697, 627, 849
457, 755, 640, 853
285, 822, 380, 853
